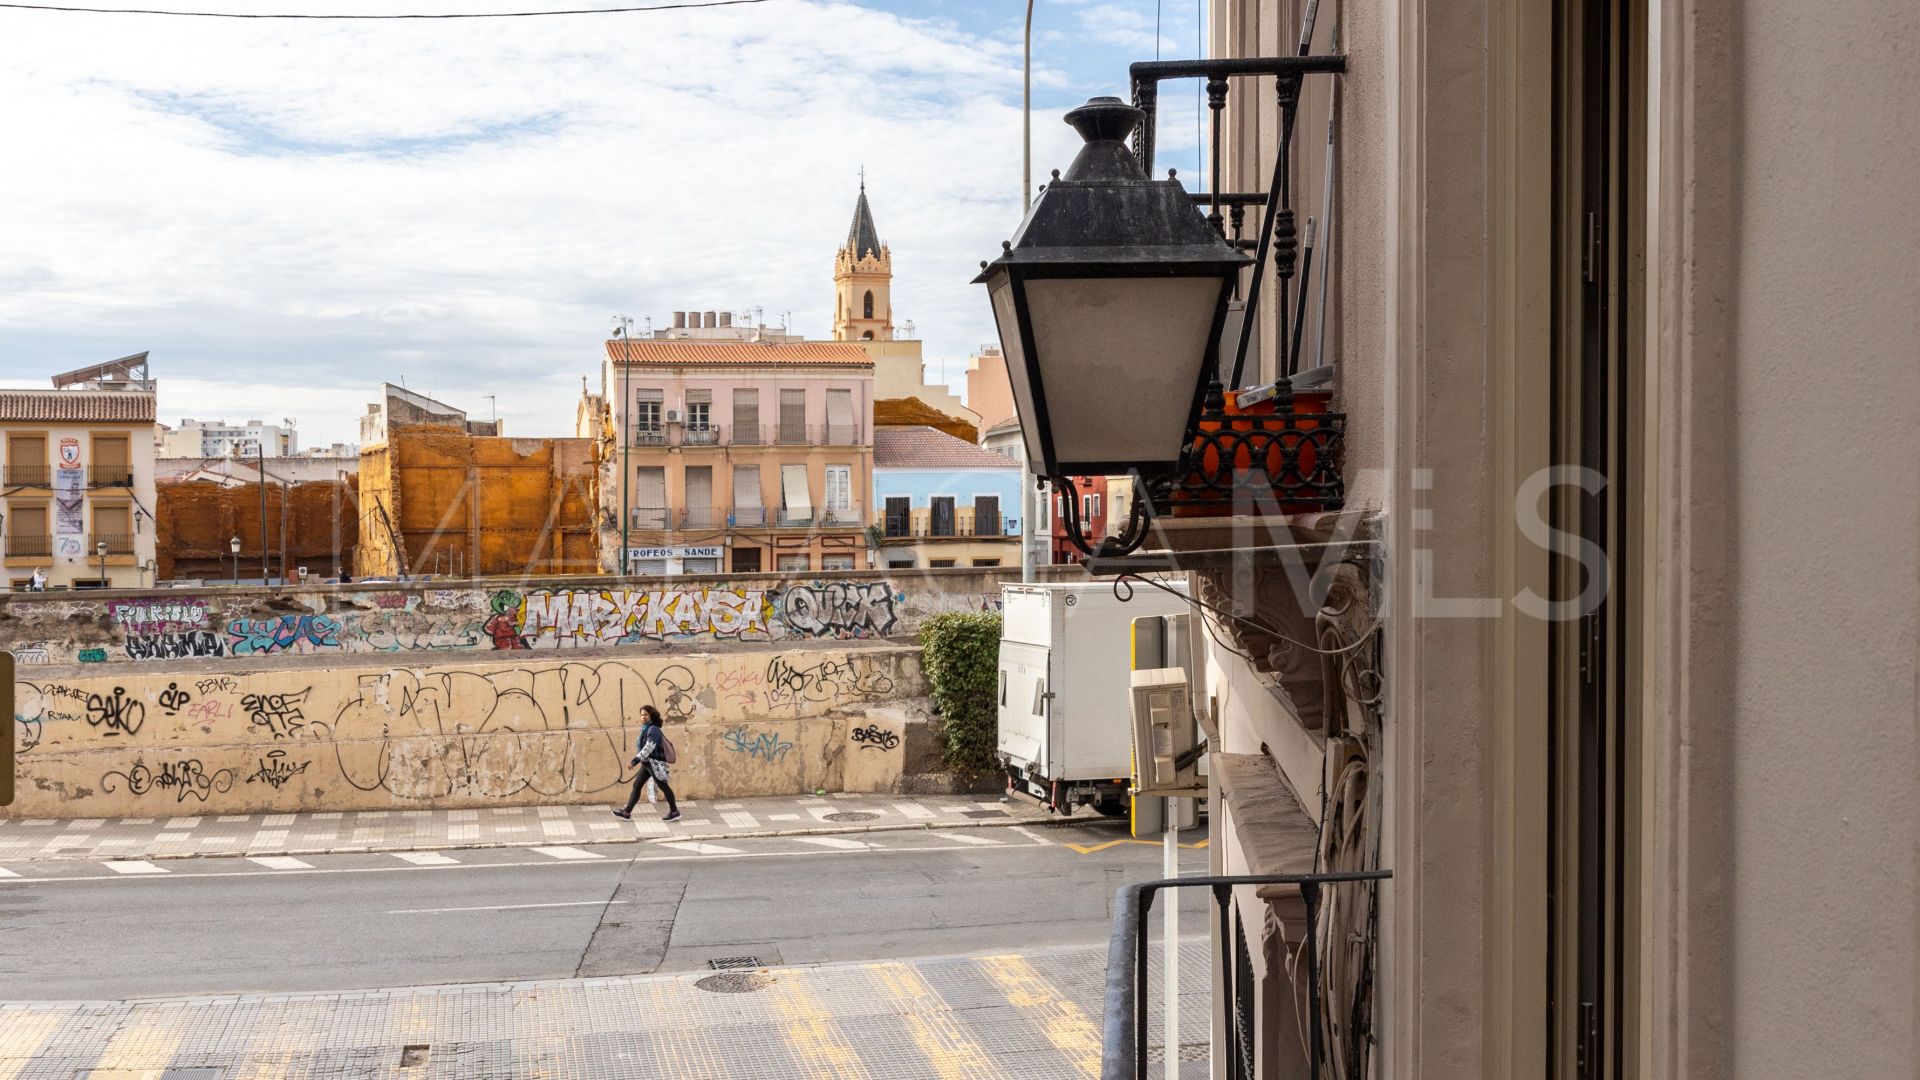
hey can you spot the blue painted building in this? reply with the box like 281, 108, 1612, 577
872, 426, 1022, 569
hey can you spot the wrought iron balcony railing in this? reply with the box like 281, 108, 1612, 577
1102, 870, 1390, 1080
89, 464, 133, 487
5, 534, 51, 558
4, 464, 50, 486
88, 532, 135, 555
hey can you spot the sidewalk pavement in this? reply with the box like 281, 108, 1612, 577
0, 791, 1076, 865
0, 942, 1213, 1080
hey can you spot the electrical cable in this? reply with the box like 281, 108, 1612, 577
0, 0, 770, 17
1112, 570, 1377, 658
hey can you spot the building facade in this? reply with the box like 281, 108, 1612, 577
155, 417, 297, 458
595, 339, 875, 575
1, 363, 158, 589
1048, 475, 1110, 565
872, 426, 1021, 569
1027, 0, 1920, 1077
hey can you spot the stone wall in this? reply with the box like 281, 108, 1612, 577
6, 645, 929, 818
0, 568, 1019, 667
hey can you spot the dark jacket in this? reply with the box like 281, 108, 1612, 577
632, 722, 663, 766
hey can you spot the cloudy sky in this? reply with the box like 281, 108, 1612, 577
0, 0, 1207, 446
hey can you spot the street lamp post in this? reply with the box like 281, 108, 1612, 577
975, 97, 1250, 557
612, 316, 635, 576
95, 541, 107, 589
230, 536, 241, 585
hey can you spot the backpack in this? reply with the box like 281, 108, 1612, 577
659, 732, 678, 765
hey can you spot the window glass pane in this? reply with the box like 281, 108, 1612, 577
733, 465, 761, 507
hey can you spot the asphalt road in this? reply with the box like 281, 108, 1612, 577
0, 819, 1211, 1000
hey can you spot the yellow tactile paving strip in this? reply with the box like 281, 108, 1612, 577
0, 943, 1213, 1079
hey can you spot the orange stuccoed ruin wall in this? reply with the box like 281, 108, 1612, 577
358, 427, 599, 579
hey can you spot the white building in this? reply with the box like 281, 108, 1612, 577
155, 417, 298, 458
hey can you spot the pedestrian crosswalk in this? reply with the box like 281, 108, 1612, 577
0, 824, 1073, 883
0, 794, 1050, 868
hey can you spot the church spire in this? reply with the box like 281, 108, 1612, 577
845, 174, 884, 262
833, 173, 893, 342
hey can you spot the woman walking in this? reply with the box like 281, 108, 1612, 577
615, 705, 680, 822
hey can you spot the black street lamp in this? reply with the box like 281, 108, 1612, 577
230, 535, 241, 585
976, 97, 1249, 556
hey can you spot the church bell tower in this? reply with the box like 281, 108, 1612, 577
833, 176, 893, 341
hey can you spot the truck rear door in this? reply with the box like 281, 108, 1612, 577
996, 640, 1050, 775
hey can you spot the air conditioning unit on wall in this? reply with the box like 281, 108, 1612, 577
665, 409, 683, 424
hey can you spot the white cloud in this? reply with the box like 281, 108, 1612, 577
0, 0, 1098, 442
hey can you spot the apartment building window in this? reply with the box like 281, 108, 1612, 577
972, 559, 1001, 567
929, 559, 957, 569
685, 389, 713, 443
91, 434, 131, 487
778, 389, 807, 444
822, 554, 854, 571
732, 464, 763, 526
91, 504, 133, 554
777, 554, 810, 572
7, 504, 50, 558
825, 388, 855, 444
6, 434, 46, 486
930, 496, 955, 537
884, 496, 910, 537
732, 389, 760, 445
824, 465, 852, 521
779, 464, 811, 526
731, 547, 761, 573
633, 466, 666, 529
1081, 493, 1102, 521
974, 495, 1001, 536
684, 466, 713, 529
633, 389, 663, 443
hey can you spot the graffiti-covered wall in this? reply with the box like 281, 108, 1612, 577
6, 645, 929, 817
0, 569, 1019, 667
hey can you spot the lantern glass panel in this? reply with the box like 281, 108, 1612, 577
1023, 275, 1223, 471
988, 276, 1045, 467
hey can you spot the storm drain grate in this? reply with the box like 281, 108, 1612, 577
399, 1045, 431, 1068
824, 811, 880, 822
696, 971, 776, 994
961, 809, 1010, 819
708, 955, 762, 970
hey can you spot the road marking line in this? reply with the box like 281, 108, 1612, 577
0, 1009, 66, 1080
248, 856, 313, 870
388, 899, 631, 914
103, 860, 168, 875
1062, 837, 1210, 855
977, 954, 1103, 1076
766, 970, 872, 1079
392, 852, 459, 866
941, 832, 1006, 846
657, 841, 743, 855
0, 867, 18, 877
865, 961, 998, 1080
532, 846, 604, 861
793, 836, 869, 850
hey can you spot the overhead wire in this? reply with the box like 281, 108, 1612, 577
0, 0, 770, 16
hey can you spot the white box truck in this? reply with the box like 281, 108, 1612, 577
997, 581, 1191, 815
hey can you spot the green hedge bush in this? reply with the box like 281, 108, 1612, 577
919, 612, 1003, 775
